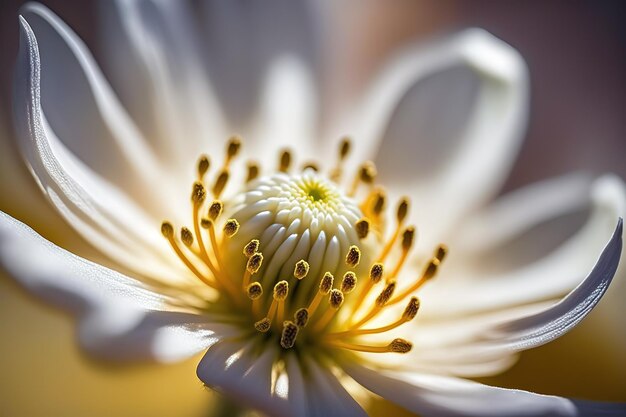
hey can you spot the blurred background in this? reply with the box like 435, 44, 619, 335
0, 1, 624, 416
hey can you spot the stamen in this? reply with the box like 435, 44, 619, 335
341, 272, 357, 294
389, 257, 440, 305
435, 244, 448, 262
180, 227, 194, 247
197, 155, 210, 179
191, 182, 207, 204
327, 297, 420, 339
274, 280, 289, 324
313, 289, 344, 332
246, 162, 260, 183
378, 198, 410, 262
225, 136, 242, 166
330, 136, 351, 182
293, 260, 310, 280
255, 318, 271, 333
345, 245, 361, 268
302, 162, 319, 172
294, 308, 309, 328
351, 281, 396, 328
243, 239, 260, 257
242, 252, 263, 289
280, 321, 299, 349
208, 201, 223, 221
278, 149, 292, 173
349, 161, 377, 196
223, 219, 240, 237
212, 169, 230, 198
352, 262, 384, 313
355, 218, 370, 239
246, 282, 263, 300
161, 221, 217, 289
387, 226, 415, 281
307, 272, 334, 315
370, 189, 386, 219
326, 338, 412, 354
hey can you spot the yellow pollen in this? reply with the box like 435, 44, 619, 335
278, 149, 292, 173
293, 260, 310, 280
243, 239, 260, 257
212, 169, 229, 198
246, 282, 263, 300
208, 200, 223, 221
197, 155, 210, 179
341, 272, 357, 294
255, 318, 271, 333
180, 227, 194, 247
355, 218, 370, 239
246, 162, 260, 183
223, 219, 240, 237
345, 245, 361, 268
294, 308, 309, 328
191, 181, 206, 204
280, 321, 299, 349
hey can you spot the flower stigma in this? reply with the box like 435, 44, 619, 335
161, 137, 447, 358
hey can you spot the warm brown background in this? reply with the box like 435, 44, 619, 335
0, 1, 624, 416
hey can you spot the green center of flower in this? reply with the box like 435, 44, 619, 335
160, 137, 448, 355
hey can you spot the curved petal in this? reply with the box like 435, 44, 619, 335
345, 365, 626, 417
344, 29, 528, 245
394, 217, 622, 377
13, 10, 189, 282
0, 211, 219, 362
423, 175, 626, 318
16, 3, 163, 204
99, 0, 226, 170
197, 340, 367, 417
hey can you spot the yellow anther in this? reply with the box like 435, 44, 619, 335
243, 239, 260, 257
319, 272, 334, 293
274, 281, 289, 300
294, 260, 310, 280
372, 189, 386, 216
223, 219, 240, 237
246, 253, 264, 274
329, 289, 344, 309
191, 181, 206, 204
355, 218, 370, 239
212, 169, 229, 198
402, 297, 420, 321
389, 338, 413, 353
254, 318, 271, 333
197, 155, 210, 178
208, 200, 223, 221
302, 162, 319, 172
280, 321, 299, 349
376, 281, 396, 307
345, 245, 361, 268
200, 218, 212, 229
246, 162, 260, 183
401, 227, 415, 251
359, 161, 377, 184
370, 263, 384, 283
339, 137, 351, 160
423, 258, 440, 280
397, 198, 409, 223
246, 282, 263, 300
226, 136, 242, 162
294, 308, 309, 328
341, 272, 357, 294
278, 149, 292, 173
160, 221, 174, 238
180, 227, 194, 247
435, 244, 448, 262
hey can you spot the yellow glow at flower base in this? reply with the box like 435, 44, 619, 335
161, 137, 447, 358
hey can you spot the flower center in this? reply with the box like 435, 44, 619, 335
160, 137, 447, 356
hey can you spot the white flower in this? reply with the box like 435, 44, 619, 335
2, 2, 625, 416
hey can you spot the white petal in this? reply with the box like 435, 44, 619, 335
424, 175, 626, 317
13, 10, 189, 283
345, 365, 626, 417
345, 29, 528, 245
197, 339, 367, 417
485, 217, 622, 351
402, 218, 621, 376
17, 4, 162, 203
191, 0, 320, 134
0, 212, 218, 362
100, 0, 226, 170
